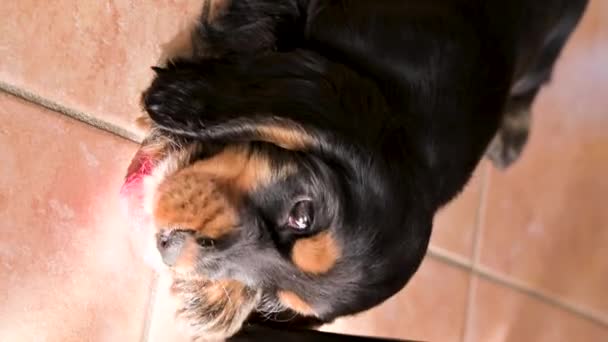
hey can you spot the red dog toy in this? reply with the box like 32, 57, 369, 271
120, 139, 167, 271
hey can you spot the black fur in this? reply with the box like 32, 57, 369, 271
143, 0, 588, 328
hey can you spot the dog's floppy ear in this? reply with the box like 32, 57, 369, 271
143, 50, 390, 158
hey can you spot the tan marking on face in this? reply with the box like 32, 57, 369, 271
278, 290, 316, 316
143, 141, 203, 219
187, 144, 274, 192
172, 278, 261, 340
153, 144, 290, 238
152, 143, 298, 273
291, 231, 341, 274
154, 168, 238, 239
205, 279, 247, 303
256, 124, 315, 150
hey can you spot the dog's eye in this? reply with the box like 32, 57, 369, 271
286, 200, 314, 231
196, 237, 215, 248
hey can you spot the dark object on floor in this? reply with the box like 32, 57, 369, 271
229, 325, 419, 342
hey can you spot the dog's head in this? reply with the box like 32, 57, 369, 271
126, 122, 432, 335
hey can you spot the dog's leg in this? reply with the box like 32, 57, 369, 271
486, 0, 588, 169
485, 93, 534, 170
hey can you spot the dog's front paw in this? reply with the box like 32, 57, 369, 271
142, 68, 208, 135
170, 278, 261, 341
486, 106, 531, 170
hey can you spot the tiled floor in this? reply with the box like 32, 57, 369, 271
1, 1, 607, 341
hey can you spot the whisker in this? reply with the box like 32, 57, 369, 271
219, 282, 234, 307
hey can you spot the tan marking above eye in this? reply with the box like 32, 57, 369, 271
277, 290, 316, 316
154, 165, 238, 238
291, 231, 341, 274
153, 144, 297, 239
256, 123, 315, 151
187, 144, 275, 192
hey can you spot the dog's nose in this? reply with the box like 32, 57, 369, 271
156, 230, 191, 266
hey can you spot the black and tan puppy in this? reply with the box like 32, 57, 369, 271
130, 0, 588, 339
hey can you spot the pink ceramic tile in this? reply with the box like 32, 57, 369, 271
431, 163, 487, 260
146, 274, 192, 342
0, 94, 152, 341
478, 0, 608, 319
0, 0, 205, 133
321, 258, 470, 341
467, 277, 608, 342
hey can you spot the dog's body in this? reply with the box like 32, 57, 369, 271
133, 0, 588, 338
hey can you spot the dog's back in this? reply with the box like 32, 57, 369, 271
480, 0, 588, 93
299, 0, 588, 184
302, 0, 588, 95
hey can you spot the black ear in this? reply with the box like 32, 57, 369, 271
142, 50, 390, 161
142, 66, 319, 152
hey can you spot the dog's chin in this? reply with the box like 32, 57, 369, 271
167, 275, 262, 341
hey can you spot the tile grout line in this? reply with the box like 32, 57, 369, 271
462, 163, 490, 342
427, 248, 608, 329
473, 265, 608, 327
461, 273, 478, 342
427, 245, 472, 271
428, 164, 608, 329
140, 273, 160, 342
471, 163, 490, 271
0, 82, 162, 338
0, 81, 144, 143
473, 166, 608, 327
